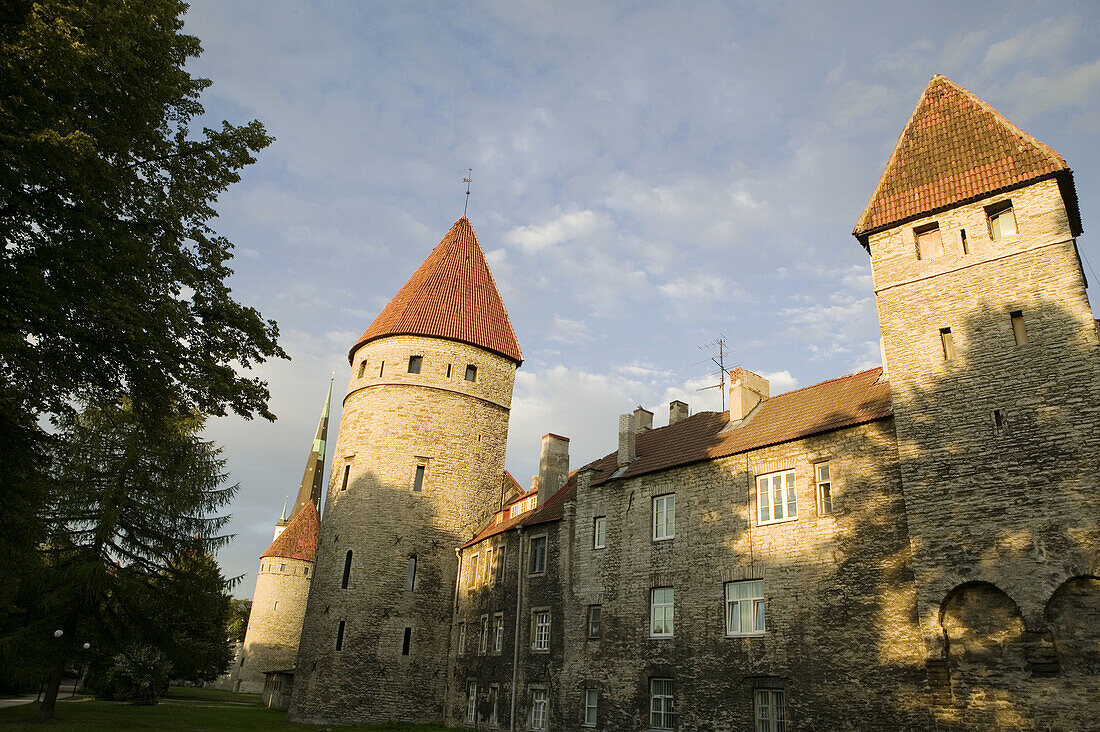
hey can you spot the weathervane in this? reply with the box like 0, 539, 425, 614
463, 168, 473, 217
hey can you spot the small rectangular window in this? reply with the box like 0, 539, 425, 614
413, 464, 425, 492
650, 678, 674, 730
532, 611, 551, 650
652, 494, 675, 540
1011, 310, 1028, 345
593, 516, 606, 549
341, 550, 352, 589
378, 360, 385, 377
484, 547, 494, 585
406, 555, 417, 591
755, 689, 786, 732
940, 327, 956, 360
987, 200, 1017, 240
495, 546, 506, 582
531, 687, 548, 730
446, 363, 452, 378
915, 223, 943, 260
530, 536, 547, 574
587, 605, 602, 640
457, 622, 466, 654
335, 620, 345, 651
466, 680, 477, 724
493, 612, 504, 652
725, 579, 766, 635
467, 554, 479, 588
340, 463, 350, 491
408, 355, 422, 373
479, 615, 489, 655
650, 587, 674, 637
757, 469, 797, 524
465, 364, 477, 382
401, 627, 412, 656
584, 688, 598, 727
960, 228, 969, 255
816, 462, 833, 515
357, 361, 367, 378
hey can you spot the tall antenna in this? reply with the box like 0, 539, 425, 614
462, 168, 473, 217
696, 335, 731, 411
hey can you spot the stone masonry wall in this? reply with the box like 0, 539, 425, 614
289, 335, 516, 725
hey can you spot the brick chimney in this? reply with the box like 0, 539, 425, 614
729, 368, 769, 423
537, 433, 570, 507
669, 400, 689, 425
617, 413, 636, 466
633, 406, 653, 432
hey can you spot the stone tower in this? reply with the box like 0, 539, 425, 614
228, 381, 331, 693
289, 217, 522, 725
855, 75, 1100, 702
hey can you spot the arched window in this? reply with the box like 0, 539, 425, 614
341, 550, 353, 589
1046, 576, 1100, 674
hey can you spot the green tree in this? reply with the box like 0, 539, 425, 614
226, 598, 252, 645
37, 402, 235, 717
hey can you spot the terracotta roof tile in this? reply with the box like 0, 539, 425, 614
854, 75, 1071, 242
350, 217, 523, 364
261, 500, 319, 562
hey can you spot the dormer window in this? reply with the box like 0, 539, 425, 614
914, 223, 943, 260
986, 200, 1017, 240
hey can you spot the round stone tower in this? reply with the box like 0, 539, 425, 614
289, 217, 522, 725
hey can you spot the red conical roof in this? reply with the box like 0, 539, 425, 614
854, 75, 1077, 243
261, 500, 319, 562
350, 217, 523, 364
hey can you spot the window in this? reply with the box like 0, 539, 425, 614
815, 462, 833, 515
357, 361, 367, 378
757, 469, 797, 524
406, 555, 417, 591
340, 463, 350, 491
341, 551, 352, 589
484, 547, 494, 585
280, 563, 286, 572
531, 688, 548, 730
961, 228, 969, 254
488, 684, 499, 727
465, 364, 477, 382
593, 516, 606, 549
1011, 310, 1028, 345
587, 605, 602, 640
378, 360, 385, 377
532, 611, 550, 650
495, 546, 506, 582
273, 600, 278, 611
652, 494, 675, 540
987, 200, 1017, 240
493, 613, 504, 652
726, 580, 766, 636
530, 536, 546, 574
480, 615, 489, 654
940, 327, 956, 360
650, 678, 674, 730
457, 622, 466, 654
650, 587, 674, 637
583, 688, 598, 727
408, 355, 422, 373
303, 566, 308, 576
755, 689, 786, 732
466, 681, 478, 724
467, 554, 479, 588
446, 363, 452, 378
915, 223, 943, 260
401, 627, 412, 656
413, 463, 425, 492
335, 620, 345, 651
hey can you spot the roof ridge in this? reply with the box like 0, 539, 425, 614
762, 366, 883, 400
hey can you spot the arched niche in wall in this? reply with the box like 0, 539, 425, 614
940, 581, 1027, 675
1045, 575, 1100, 675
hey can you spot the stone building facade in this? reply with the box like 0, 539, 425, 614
288, 75, 1100, 730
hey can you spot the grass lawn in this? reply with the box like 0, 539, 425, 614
0, 686, 459, 731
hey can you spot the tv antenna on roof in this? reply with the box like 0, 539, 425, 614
697, 335, 734, 411
462, 168, 473, 217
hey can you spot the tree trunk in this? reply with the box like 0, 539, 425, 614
37, 621, 76, 720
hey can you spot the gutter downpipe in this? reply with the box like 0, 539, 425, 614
447, 546, 462, 726
509, 526, 524, 732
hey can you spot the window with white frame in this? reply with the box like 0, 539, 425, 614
529, 536, 547, 574
484, 547, 494, 585
479, 614, 489, 654
488, 684, 499, 727
725, 579, 765, 636
650, 678, 675, 730
650, 587, 674, 637
755, 689, 786, 732
815, 462, 833, 515
531, 687, 548, 730
466, 680, 478, 724
653, 494, 675, 540
583, 688, 598, 727
457, 622, 466, 654
587, 605, 601, 640
593, 516, 606, 549
757, 469, 797, 524
466, 554, 479, 588
493, 613, 504, 653
532, 611, 550, 650
986, 200, 1017, 240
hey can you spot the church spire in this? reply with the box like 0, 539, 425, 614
289, 375, 334, 521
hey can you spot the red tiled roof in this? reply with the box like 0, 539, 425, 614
854, 75, 1073, 243
349, 217, 523, 364
262, 500, 319, 562
462, 368, 894, 547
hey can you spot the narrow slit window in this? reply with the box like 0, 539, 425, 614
335, 620, 345, 651
341, 550, 352, 589
401, 627, 412, 656
465, 364, 477, 382
413, 464, 425, 492
960, 229, 969, 255
994, 409, 1005, 430
940, 328, 956, 360
446, 363, 452, 378
1011, 310, 1028, 345
406, 555, 417, 591
357, 361, 367, 378
378, 361, 385, 377
340, 464, 350, 491
408, 355, 422, 374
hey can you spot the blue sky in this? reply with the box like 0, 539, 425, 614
182, 1, 1100, 594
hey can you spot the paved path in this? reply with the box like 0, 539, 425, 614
0, 680, 86, 708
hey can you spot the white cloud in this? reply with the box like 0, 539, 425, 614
506, 210, 605, 253
547, 315, 593, 344
761, 370, 799, 395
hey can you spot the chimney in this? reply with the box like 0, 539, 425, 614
729, 368, 769, 423
617, 413, 636, 466
633, 406, 653, 432
576, 465, 598, 495
537, 433, 570, 507
669, 400, 689, 425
